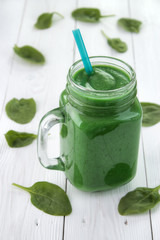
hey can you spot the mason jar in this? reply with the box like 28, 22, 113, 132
37, 56, 142, 192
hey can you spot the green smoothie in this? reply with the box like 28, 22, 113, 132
73, 65, 130, 90
59, 59, 142, 192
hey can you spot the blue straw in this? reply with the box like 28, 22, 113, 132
72, 29, 93, 75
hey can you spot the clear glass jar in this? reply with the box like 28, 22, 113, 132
38, 56, 142, 192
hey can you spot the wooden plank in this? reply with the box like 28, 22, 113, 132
0, 0, 26, 115
64, 0, 152, 239
0, 0, 76, 239
129, 0, 160, 239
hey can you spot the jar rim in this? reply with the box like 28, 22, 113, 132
67, 56, 136, 97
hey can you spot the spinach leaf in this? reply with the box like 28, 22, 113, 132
5, 130, 37, 148
35, 12, 64, 29
118, 18, 142, 33
13, 45, 45, 63
12, 182, 72, 216
101, 30, 127, 53
88, 68, 116, 90
141, 102, 160, 127
118, 185, 160, 215
72, 8, 115, 23
6, 98, 36, 124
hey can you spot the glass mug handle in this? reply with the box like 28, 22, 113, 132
37, 107, 65, 171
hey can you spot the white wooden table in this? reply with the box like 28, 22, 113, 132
0, 0, 160, 239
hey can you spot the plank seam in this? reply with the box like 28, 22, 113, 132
72, 0, 78, 64
62, 177, 67, 240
